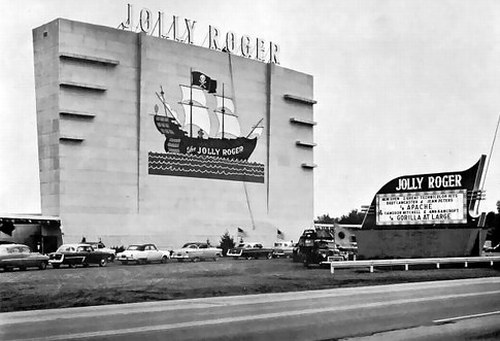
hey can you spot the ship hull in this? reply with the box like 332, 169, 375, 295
155, 115, 258, 160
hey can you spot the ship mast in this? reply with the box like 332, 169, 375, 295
222, 83, 225, 139
189, 68, 193, 138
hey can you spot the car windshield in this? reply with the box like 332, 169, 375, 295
5, 246, 30, 254
57, 245, 75, 252
317, 241, 337, 248
127, 245, 145, 251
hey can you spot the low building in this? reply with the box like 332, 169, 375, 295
0, 215, 62, 253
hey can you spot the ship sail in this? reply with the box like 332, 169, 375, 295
179, 85, 211, 136
214, 96, 241, 138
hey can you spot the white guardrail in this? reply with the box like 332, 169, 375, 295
324, 255, 500, 275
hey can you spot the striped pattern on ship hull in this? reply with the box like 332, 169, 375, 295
165, 138, 181, 154
148, 152, 265, 183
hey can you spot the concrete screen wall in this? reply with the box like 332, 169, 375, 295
33, 19, 315, 248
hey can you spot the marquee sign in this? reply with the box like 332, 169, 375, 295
119, 4, 280, 64
361, 156, 486, 229
376, 190, 467, 225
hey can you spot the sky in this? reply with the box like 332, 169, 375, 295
1, 0, 500, 218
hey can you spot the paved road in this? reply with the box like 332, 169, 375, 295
1, 277, 499, 340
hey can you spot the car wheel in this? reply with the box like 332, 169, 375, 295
39, 262, 47, 270
52, 264, 60, 269
267, 253, 273, 260
99, 258, 107, 267
161, 256, 168, 264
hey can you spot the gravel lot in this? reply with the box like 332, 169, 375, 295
1, 257, 499, 312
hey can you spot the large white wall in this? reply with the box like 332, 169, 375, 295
34, 19, 315, 249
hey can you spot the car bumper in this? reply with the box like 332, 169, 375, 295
117, 256, 136, 262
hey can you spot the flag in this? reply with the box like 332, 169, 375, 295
277, 228, 285, 240
191, 71, 217, 93
237, 227, 247, 238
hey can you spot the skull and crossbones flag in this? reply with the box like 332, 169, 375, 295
191, 71, 217, 93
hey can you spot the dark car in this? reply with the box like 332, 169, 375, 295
297, 229, 346, 268
0, 244, 49, 271
86, 241, 116, 261
226, 242, 274, 260
49, 244, 112, 268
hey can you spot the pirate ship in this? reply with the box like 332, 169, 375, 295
154, 71, 263, 161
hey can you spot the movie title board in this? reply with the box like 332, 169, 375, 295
376, 189, 467, 226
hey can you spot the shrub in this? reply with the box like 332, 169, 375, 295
219, 231, 235, 256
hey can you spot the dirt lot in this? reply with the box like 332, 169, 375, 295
1, 258, 499, 312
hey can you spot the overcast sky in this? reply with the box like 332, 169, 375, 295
1, 0, 499, 218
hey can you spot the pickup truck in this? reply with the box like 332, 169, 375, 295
226, 242, 274, 260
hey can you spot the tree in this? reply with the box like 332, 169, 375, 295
337, 209, 365, 224
219, 231, 235, 256
315, 209, 366, 225
314, 213, 336, 224
486, 201, 500, 246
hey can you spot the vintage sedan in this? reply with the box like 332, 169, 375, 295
49, 244, 112, 268
171, 242, 222, 262
86, 241, 116, 261
116, 244, 170, 265
0, 244, 49, 271
226, 242, 274, 260
272, 241, 296, 258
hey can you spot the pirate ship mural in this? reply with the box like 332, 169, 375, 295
148, 70, 265, 183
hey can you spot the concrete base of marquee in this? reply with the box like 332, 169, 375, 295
356, 227, 488, 259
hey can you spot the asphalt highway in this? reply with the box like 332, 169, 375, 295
1, 277, 499, 341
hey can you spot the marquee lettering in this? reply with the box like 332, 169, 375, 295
119, 4, 280, 64
395, 174, 463, 191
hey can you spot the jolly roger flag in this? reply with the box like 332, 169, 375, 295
191, 71, 217, 93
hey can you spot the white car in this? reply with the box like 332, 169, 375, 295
272, 241, 295, 258
171, 242, 222, 262
116, 244, 170, 265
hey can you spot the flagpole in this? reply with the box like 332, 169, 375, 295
481, 113, 500, 193
189, 68, 193, 138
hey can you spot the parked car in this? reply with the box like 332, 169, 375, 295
0, 244, 49, 271
226, 242, 274, 260
49, 244, 112, 268
171, 242, 222, 262
272, 241, 295, 258
86, 241, 116, 261
296, 229, 347, 268
483, 240, 499, 253
116, 244, 170, 265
